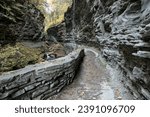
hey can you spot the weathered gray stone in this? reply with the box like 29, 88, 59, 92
5, 78, 29, 90
5, 83, 19, 90
24, 85, 35, 92
50, 80, 59, 88
0, 89, 18, 99
20, 71, 34, 82
0, 75, 19, 85
42, 81, 46, 84
32, 86, 49, 98
57, 84, 65, 93
46, 65, 63, 71
42, 90, 58, 100
145, 24, 150, 30
141, 87, 150, 99
33, 95, 43, 100
11, 89, 25, 98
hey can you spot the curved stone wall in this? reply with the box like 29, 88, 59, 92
0, 49, 84, 100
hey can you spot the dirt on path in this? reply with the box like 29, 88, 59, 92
50, 46, 134, 100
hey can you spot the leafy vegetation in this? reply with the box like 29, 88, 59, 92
0, 42, 66, 73
45, 0, 72, 29
30, 0, 72, 30
0, 43, 42, 73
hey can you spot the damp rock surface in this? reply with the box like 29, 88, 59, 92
0, 0, 45, 45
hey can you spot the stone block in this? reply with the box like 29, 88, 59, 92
32, 86, 49, 98
41, 90, 58, 100
24, 85, 35, 92
50, 80, 59, 88
141, 87, 150, 99
0, 89, 18, 99
11, 89, 25, 98
5, 78, 29, 90
0, 75, 19, 85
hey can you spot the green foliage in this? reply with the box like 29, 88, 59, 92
0, 43, 42, 72
30, 0, 72, 30
46, 0, 72, 29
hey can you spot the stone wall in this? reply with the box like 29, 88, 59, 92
0, 49, 84, 100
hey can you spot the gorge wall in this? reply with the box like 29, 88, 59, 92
55, 0, 150, 99
0, 0, 45, 45
0, 49, 84, 100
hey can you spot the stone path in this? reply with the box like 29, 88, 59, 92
50, 46, 134, 100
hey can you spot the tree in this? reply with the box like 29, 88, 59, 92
30, 0, 72, 30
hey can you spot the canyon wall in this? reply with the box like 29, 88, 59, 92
63, 0, 150, 99
0, 0, 45, 45
0, 49, 84, 100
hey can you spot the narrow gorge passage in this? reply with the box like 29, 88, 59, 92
1, 0, 150, 100
50, 47, 134, 100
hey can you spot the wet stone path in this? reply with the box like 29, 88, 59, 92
50, 47, 134, 100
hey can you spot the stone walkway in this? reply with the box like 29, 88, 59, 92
50, 47, 134, 100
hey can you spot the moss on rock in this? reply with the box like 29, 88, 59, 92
0, 43, 42, 72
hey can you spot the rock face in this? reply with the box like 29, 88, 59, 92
65, 0, 95, 41
63, 0, 150, 99
47, 22, 66, 42
0, 0, 45, 45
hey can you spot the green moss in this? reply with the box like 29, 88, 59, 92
0, 43, 42, 72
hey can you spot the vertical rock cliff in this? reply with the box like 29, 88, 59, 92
63, 0, 150, 99
0, 0, 45, 45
